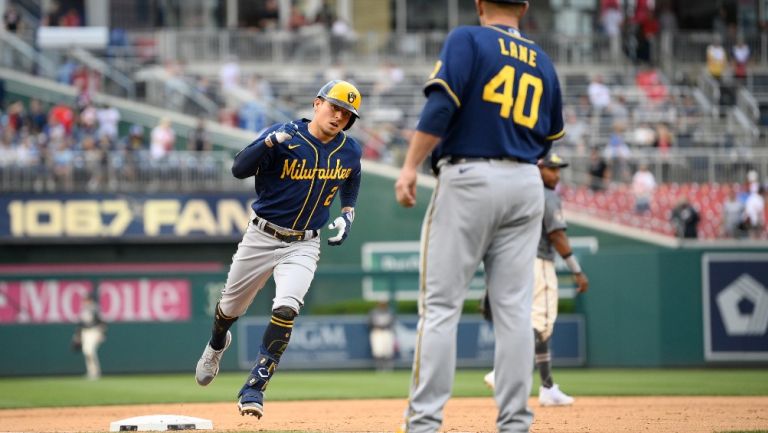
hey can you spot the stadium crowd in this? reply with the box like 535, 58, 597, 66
1, 0, 766, 240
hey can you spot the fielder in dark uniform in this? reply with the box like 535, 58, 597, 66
484, 152, 589, 407
194, 80, 363, 418
394, 1, 564, 431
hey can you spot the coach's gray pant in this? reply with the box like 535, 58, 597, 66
405, 160, 543, 433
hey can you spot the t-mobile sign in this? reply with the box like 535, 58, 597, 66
0, 279, 190, 324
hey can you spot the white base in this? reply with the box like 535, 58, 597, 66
109, 414, 212, 431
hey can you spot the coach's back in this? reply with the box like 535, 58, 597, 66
426, 24, 563, 163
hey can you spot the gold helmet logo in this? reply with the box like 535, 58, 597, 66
348, 92, 357, 104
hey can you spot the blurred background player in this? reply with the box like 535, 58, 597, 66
194, 80, 363, 418
77, 294, 106, 380
484, 152, 589, 406
368, 300, 397, 372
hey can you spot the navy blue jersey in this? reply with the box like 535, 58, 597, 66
424, 25, 564, 163
234, 119, 362, 231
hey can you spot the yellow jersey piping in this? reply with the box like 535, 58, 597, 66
291, 131, 319, 230
302, 134, 347, 230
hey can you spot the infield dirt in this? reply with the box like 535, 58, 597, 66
1, 396, 766, 432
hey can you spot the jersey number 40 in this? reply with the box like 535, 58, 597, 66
482, 65, 543, 129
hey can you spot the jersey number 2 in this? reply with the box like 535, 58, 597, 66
482, 65, 543, 128
323, 186, 339, 206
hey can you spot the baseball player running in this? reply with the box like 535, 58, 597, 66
483, 152, 589, 406
394, 1, 564, 432
194, 80, 363, 418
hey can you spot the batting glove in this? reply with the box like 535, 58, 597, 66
327, 210, 354, 246
264, 122, 298, 148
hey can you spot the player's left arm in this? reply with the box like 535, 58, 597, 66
548, 229, 589, 293
328, 161, 361, 246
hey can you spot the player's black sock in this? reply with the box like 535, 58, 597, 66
534, 330, 554, 388
210, 303, 238, 350
261, 308, 294, 362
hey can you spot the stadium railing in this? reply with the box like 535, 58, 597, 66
559, 148, 768, 186
130, 29, 768, 67
0, 150, 247, 193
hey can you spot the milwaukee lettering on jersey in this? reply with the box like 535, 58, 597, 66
280, 159, 353, 180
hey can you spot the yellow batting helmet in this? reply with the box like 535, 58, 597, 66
316, 80, 361, 130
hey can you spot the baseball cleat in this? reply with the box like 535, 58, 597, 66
238, 388, 265, 418
238, 401, 264, 418
195, 331, 232, 386
483, 370, 495, 389
538, 384, 574, 406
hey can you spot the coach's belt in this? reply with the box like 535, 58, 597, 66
253, 216, 318, 243
447, 156, 530, 165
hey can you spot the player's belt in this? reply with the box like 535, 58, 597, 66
253, 216, 319, 243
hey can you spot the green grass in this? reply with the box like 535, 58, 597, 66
0, 368, 766, 409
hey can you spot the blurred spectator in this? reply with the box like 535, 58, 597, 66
372, 60, 405, 104
743, 185, 766, 239
42, 1, 62, 26
116, 124, 145, 182
721, 185, 746, 238
745, 170, 760, 198
188, 117, 211, 152
653, 123, 673, 155
194, 75, 218, 106
670, 196, 700, 239
238, 101, 268, 132
247, 74, 274, 103
732, 36, 750, 85
48, 104, 74, 135
73, 68, 97, 109
119, 124, 145, 151
368, 300, 396, 372
26, 99, 48, 134
600, 0, 623, 62
78, 104, 98, 138
96, 104, 121, 141
288, 5, 307, 32
80, 135, 105, 191
606, 94, 630, 125
635, 68, 668, 104
219, 56, 241, 94
3, 5, 20, 32
330, 17, 357, 63
631, 163, 656, 214
706, 34, 727, 82
588, 146, 608, 192
561, 108, 588, 153
150, 117, 175, 160
603, 121, 631, 182
56, 55, 78, 85
254, 0, 279, 30
658, 5, 677, 61
588, 74, 611, 114
6, 100, 25, 131
52, 138, 75, 190
59, 7, 81, 27
632, 0, 658, 65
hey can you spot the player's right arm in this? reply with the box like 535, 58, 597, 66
547, 229, 589, 293
395, 131, 441, 208
231, 122, 297, 178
